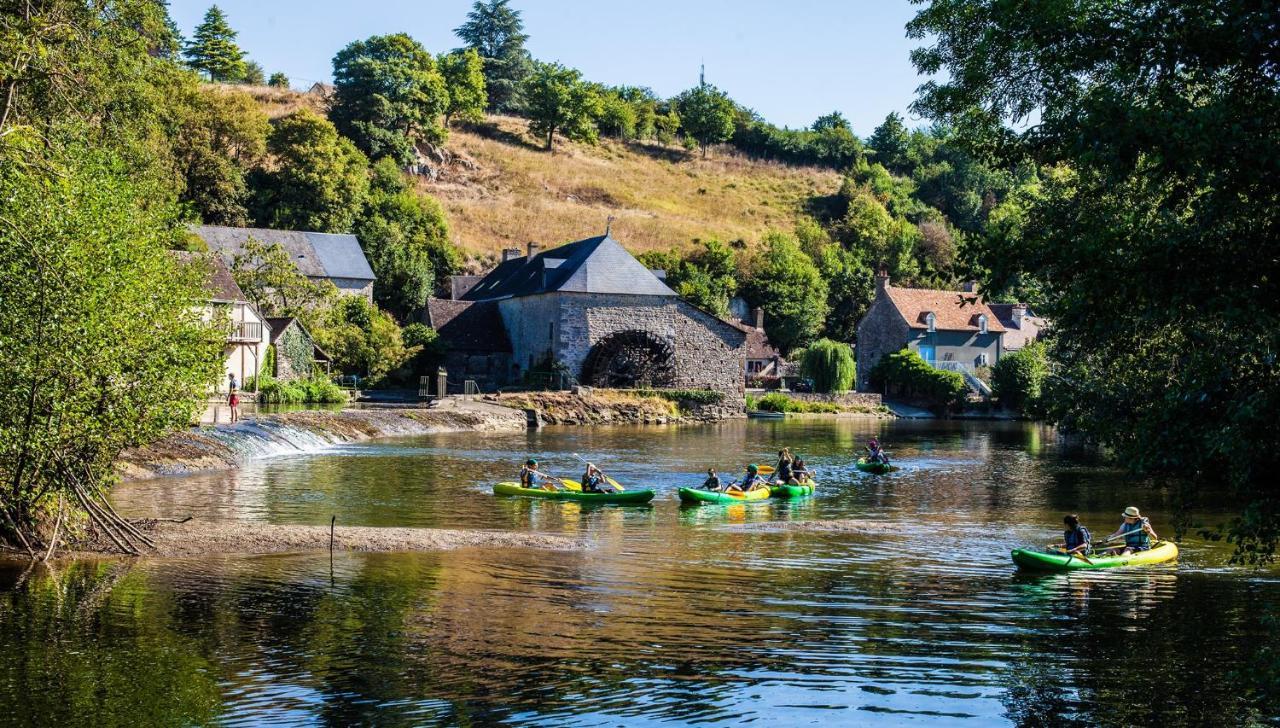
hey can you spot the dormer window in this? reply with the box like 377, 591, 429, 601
925, 312, 936, 332
977, 314, 988, 334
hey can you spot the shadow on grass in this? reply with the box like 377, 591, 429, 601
458, 120, 545, 151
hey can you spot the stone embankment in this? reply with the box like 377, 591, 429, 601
487, 390, 741, 426
118, 402, 526, 481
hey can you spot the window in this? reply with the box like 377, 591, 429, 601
977, 353, 989, 367
925, 312, 936, 332
747, 360, 766, 374
977, 314, 988, 334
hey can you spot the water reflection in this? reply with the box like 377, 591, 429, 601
2, 420, 1276, 725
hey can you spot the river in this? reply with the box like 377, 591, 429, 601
2, 419, 1276, 726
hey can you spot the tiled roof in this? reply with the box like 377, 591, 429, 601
172, 251, 247, 303
462, 234, 676, 301
884, 285, 1006, 332
264, 317, 297, 345
426, 299, 512, 352
193, 225, 375, 282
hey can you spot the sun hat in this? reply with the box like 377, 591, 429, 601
1122, 506, 1141, 518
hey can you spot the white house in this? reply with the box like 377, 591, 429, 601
174, 251, 272, 393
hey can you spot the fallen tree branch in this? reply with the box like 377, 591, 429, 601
41, 492, 64, 563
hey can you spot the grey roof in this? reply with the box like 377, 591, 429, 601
171, 251, 248, 303
462, 235, 676, 301
426, 299, 512, 352
193, 225, 375, 283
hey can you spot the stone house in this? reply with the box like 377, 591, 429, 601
988, 303, 1048, 351
856, 275, 1005, 391
264, 317, 332, 380
428, 234, 752, 397
175, 252, 271, 393
193, 225, 376, 301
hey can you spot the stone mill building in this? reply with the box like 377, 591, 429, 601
426, 234, 754, 397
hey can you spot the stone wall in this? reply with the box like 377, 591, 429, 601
324, 276, 374, 303
784, 392, 883, 408
274, 324, 314, 380
856, 293, 910, 391
498, 293, 560, 374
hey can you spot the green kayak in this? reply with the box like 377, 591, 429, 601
493, 482, 654, 504
855, 458, 898, 474
770, 482, 816, 498
1011, 540, 1179, 571
678, 486, 772, 504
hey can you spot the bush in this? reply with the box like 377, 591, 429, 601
801, 338, 855, 393
991, 341, 1049, 415
755, 392, 841, 414
255, 376, 348, 404
626, 388, 725, 405
868, 349, 968, 413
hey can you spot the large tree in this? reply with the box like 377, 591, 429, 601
674, 82, 735, 158
867, 112, 910, 174
183, 5, 246, 82
909, 0, 1280, 559
329, 33, 449, 164
173, 85, 270, 225
438, 48, 487, 126
454, 0, 531, 113
742, 232, 829, 353
522, 62, 600, 150
253, 108, 370, 232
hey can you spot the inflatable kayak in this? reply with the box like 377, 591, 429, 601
678, 486, 772, 504
1011, 540, 1179, 571
856, 458, 898, 474
493, 482, 654, 504
770, 482, 816, 498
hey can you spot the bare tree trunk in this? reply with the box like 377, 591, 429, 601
41, 493, 64, 562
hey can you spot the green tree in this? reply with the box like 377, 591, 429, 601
0, 150, 223, 553
991, 341, 1049, 415
438, 48, 487, 126
801, 339, 856, 393
653, 239, 739, 316
315, 296, 416, 383
330, 33, 449, 164
173, 85, 270, 225
868, 112, 910, 174
742, 232, 829, 353
909, 0, 1280, 563
254, 108, 370, 232
183, 5, 246, 82
240, 60, 264, 85
522, 62, 600, 150
674, 82, 735, 158
356, 158, 460, 319
228, 237, 338, 319
596, 91, 638, 140
454, 0, 531, 113
819, 245, 875, 342
267, 72, 289, 88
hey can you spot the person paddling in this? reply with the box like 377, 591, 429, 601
792, 457, 811, 484
866, 438, 889, 465
1051, 514, 1092, 555
581, 463, 615, 494
772, 448, 797, 485
702, 468, 722, 491
520, 458, 559, 491
725, 464, 768, 494
1105, 507, 1159, 555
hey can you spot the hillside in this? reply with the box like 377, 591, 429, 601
232, 85, 841, 260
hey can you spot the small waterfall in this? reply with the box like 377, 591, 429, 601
201, 419, 347, 460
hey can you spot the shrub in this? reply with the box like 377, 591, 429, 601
755, 392, 842, 414
868, 349, 968, 413
255, 376, 348, 404
991, 341, 1049, 415
801, 338, 855, 393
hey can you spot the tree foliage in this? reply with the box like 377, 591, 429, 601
991, 341, 1049, 415
229, 237, 338, 319
742, 232, 828, 354
329, 33, 449, 164
438, 48, 487, 126
184, 5, 245, 82
523, 62, 600, 150
454, 0, 530, 113
315, 296, 417, 384
254, 108, 370, 232
674, 83, 735, 158
910, 0, 1280, 559
801, 339, 856, 393
267, 72, 289, 88
868, 349, 968, 413
172, 86, 270, 225
868, 112, 910, 173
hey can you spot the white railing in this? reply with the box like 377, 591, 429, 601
229, 321, 263, 342
929, 359, 992, 396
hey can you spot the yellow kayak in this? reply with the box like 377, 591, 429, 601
1012, 540, 1179, 571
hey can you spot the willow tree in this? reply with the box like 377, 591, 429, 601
802, 339, 856, 394
0, 151, 224, 556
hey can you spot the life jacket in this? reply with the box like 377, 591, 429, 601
778, 460, 793, 480
1120, 518, 1151, 549
1064, 525, 1091, 551
583, 473, 605, 492
521, 468, 540, 488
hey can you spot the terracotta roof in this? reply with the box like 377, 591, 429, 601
426, 299, 512, 352
884, 285, 1006, 332
172, 251, 247, 303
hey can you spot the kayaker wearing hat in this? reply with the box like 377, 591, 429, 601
724, 464, 768, 495
1105, 506, 1159, 555
520, 458, 558, 491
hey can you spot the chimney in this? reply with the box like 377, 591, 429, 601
527, 241, 541, 259
963, 280, 980, 294
752, 307, 765, 331
875, 270, 890, 295
501, 248, 521, 262
1010, 303, 1028, 329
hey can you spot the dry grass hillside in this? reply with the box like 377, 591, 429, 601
231, 85, 841, 259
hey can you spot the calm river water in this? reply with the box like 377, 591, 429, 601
2, 419, 1277, 726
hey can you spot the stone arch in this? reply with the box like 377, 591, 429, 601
580, 329, 676, 388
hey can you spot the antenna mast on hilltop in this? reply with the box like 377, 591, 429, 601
700, 61, 705, 88
605, 215, 615, 236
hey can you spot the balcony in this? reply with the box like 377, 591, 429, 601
228, 321, 263, 343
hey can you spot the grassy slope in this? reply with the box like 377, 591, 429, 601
231, 85, 840, 259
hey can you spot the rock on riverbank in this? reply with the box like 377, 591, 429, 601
118, 403, 526, 481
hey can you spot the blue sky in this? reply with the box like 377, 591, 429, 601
171, 1, 932, 135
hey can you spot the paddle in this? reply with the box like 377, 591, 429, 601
570, 453, 625, 491
1052, 547, 1094, 565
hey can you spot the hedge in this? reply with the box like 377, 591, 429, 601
254, 376, 348, 404
867, 349, 968, 412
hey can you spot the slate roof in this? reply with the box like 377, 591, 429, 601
426, 299, 512, 352
884, 285, 1006, 332
193, 225, 375, 283
462, 235, 676, 301
172, 251, 247, 303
